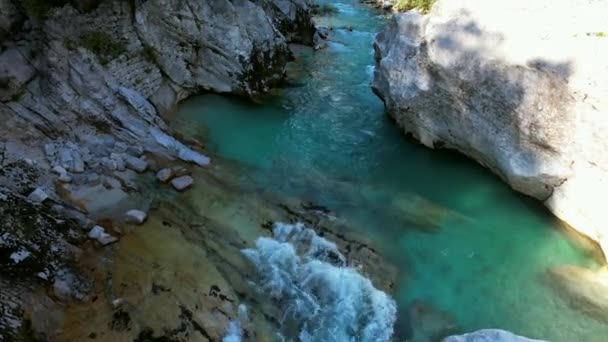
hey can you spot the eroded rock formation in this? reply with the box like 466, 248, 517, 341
0, 0, 316, 339
372, 0, 608, 256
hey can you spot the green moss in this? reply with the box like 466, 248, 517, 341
393, 0, 436, 13
595, 32, 606, 37
80, 31, 125, 65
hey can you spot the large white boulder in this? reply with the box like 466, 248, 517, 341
373, 0, 608, 256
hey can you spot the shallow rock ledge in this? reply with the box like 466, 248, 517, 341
373, 0, 608, 257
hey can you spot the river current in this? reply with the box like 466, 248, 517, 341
173, 1, 606, 340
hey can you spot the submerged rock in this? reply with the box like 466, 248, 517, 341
171, 175, 194, 192
125, 209, 147, 225
407, 300, 459, 342
372, 0, 608, 257
443, 329, 545, 342
156, 168, 174, 183
313, 27, 330, 50
124, 155, 148, 173
546, 265, 608, 323
87, 225, 118, 246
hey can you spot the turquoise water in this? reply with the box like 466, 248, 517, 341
174, 1, 607, 341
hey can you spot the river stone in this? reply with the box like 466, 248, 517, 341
125, 155, 148, 173
97, 234, 119, 246
156, 168, 174, 183
27, 188, 49, 203
110, 153, 126, 171
372, 0, 608, 257
443, 329, 545, 342
87, 226, 105, 240
44, 144, 57, 158
125, 209, 147, 225
171, 175, 194, 192
88, 226, 118, 246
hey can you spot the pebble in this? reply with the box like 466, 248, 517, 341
52, 165, 67, 175
171, 175, 194, 191
27, 188, 49, 203
98, 234, 119, 246
88, 225, 119, 246
87, 225, 105, 239
44, 143, 57, 157
125, 209, 147, 224
52, 165, 72, 183
156, 168, 173, 182
114, 141, 128, 153
125, 155, 148, 173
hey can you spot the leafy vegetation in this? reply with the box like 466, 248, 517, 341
80, 31, 125, 65
393, 0, 436, 13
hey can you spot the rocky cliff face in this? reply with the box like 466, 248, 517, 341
0, 0, 314, 339
372, 0, 608, 256
0, 0, 314, 172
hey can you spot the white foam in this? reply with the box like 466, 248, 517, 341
222, 304, 248, 342
242, 222, 396, 341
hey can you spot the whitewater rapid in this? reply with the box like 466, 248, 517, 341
241, 222, 396, 341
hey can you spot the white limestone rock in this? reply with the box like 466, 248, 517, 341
124, 209, 147, 224
171, 175, 194, 192
87, 225, 105, 240
372, 0, 608, 257
88, 225, 119, 246
27, 188, 49, 203
125, 155, 148, 173
443, 329, 545, 342
156, 168, 173, 183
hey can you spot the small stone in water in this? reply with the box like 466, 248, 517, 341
88, 225, 105, 240
125, 209, 147, 224
156, 168, 173, 182
98, 233, 119, 246
125, 156, 148, 173
171, 175, 193, 191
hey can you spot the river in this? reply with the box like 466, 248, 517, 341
172, 1, 606, 341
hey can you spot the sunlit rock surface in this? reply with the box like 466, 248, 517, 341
372, 0, 608, 256
444, 329, 545, 342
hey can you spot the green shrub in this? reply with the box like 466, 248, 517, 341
80, 31, 125, 65
393, 0, 436, 13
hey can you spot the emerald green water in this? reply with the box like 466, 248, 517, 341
173, 1, 607, 341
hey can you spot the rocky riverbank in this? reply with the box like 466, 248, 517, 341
0, 0, 332, 339
372, 0, 608, 258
